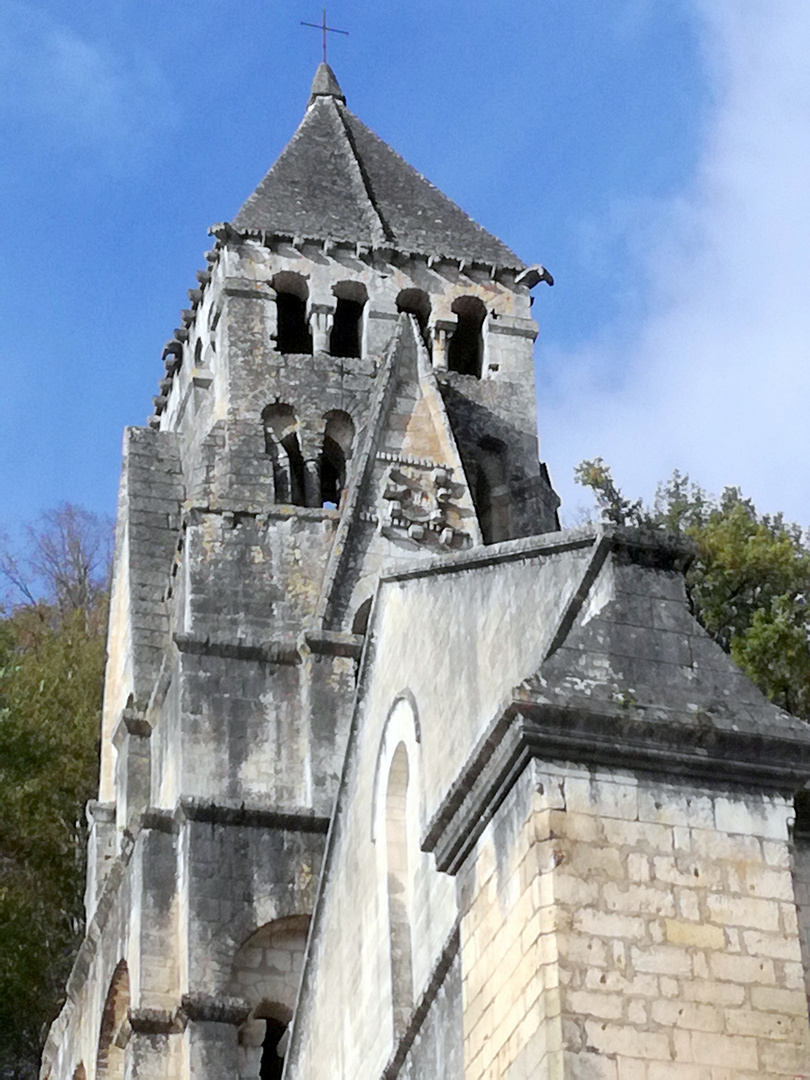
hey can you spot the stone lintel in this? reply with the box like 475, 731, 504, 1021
86, 799, 116, 825
222, 277, 275, 302
128, 1007, 184, 1035
300, 629, 364, 659
173, 632, 300, 665
424, 702, 810, 876
180, 993, 250, 1026
112, 707, 152, 749
178, 797, 330, 834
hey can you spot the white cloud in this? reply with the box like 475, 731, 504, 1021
0, 3, 175, 160
541, 0, 810, 528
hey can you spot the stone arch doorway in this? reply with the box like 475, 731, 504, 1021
231, 914, 310, 1080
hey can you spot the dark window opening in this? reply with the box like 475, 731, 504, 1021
260, 1018, 288, 1080
396, 289, 431, 350
263, 405, 306, 506
448, 296, 486, 377
321, 435, 346, 508
320, 410, 355, 508
281, 433, 306, 506
276, 293, 312, 354
352, 598, 372, 636
472, 437, 511, 544
330, 297, 363, 358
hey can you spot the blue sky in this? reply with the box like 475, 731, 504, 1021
1, 1, 808, 533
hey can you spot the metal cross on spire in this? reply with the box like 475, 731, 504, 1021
301, 8, 349, 64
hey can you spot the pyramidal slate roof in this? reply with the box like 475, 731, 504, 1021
232, 64, 524, 269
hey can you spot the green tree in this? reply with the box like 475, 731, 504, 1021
0, 506, 110, 1077
575, 459, 810, 718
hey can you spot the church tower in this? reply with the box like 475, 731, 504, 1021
42, 64, 558, 1078
45, 63, 810, 1080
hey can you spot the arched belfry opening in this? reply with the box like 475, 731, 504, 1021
472, 436, 511, 544
320, 409, 355, 508
448, 295, 487, 377
330, 281, 367, 359
396, 288, 431, 350
386, 742, 414, 1037
263, 404, 306, 506
273, 272, 312, 355
96, 961, 130, 1080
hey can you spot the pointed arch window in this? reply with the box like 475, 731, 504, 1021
330, 281, 367, 359
448, 295, 487, 377
320, 409, 355, 508
263, 404, 306, 506
273, 272, 312, 355
386, 742, 414, 1037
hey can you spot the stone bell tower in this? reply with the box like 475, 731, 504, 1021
42, 63, 559, 1078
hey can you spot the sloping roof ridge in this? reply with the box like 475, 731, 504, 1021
340, 106, 524, 266
332, 99, 392, 246
231, 103, 320, 231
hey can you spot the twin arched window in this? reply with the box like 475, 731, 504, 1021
263, 405, 355, 508
263, 404, 306, 506
272, 274, 366, 359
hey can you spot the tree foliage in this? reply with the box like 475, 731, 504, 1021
0, 506, 110, 1077
575, 459, 810, 718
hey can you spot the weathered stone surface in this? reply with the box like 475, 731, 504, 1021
43, 62, 810, 1080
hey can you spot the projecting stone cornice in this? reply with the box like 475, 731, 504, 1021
423, 701, 810, 877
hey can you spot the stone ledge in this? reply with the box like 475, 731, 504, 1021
173, 632, 300, 665
424, 701, 810, 876
128, 1007, 184, 1035
178, 797, 330, 834
180, 993, 250, 1026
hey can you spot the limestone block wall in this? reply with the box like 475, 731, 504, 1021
461, 757, 810, 1079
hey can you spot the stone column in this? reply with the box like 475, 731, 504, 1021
85, 800, 117, 922
308, 303, 335, 354
112, 706, 152, 834
430, 318, 456, 370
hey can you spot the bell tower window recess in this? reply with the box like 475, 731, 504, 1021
273, 272, 312, 355
320, 410, 355, 508
396, 288, 432, 352
263, 404, 306, 506
330, 281, 367, 359
448, 295, 486, 377
472, 436, 511, 544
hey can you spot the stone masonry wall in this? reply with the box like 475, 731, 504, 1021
461, 759, 810, 1079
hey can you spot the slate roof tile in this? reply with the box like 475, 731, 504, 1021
232, 64, 523, 268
